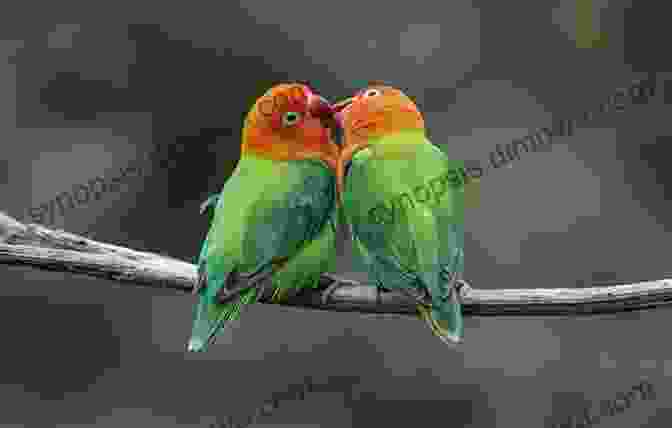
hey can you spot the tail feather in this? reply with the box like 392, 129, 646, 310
418, 289, 464, 346
431, 291, 463, 344
188, 287, 258, 352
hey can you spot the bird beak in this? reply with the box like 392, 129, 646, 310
307, 92, 340, 138
307, 93, 334, 125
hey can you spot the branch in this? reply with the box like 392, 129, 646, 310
2, 211, 672, 317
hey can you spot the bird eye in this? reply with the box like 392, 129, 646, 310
282, 111, 302, 126
363, 88, 381, 98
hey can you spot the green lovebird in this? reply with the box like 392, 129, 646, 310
188, 83, 340, 352
333, 84, 469, 346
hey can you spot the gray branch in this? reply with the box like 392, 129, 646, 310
2, 211, 672, 317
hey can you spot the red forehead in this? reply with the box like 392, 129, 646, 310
254, 85, 311, 129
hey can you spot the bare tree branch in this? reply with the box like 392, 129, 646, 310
2, 211, 672, 317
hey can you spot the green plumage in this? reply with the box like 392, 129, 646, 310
189, 155, 336, 352
342, 129, 465, 343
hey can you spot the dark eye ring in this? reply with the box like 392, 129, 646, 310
282, 111, 302, 126
363, 89, 381, 98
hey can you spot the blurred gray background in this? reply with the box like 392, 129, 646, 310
1, 0, 672, 426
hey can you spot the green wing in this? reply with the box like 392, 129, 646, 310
189, 157, 336, 352
270, 210, 337, 295
343, 131, 465, 306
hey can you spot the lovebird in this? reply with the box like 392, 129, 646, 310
333, 83, 469, 345
188, 83, 340, 352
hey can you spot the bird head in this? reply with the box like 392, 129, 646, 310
332, 83, 425, 202
242, 83, 340, 173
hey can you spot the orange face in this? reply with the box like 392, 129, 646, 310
332, 84, 425, 200
336, 85, 424, 143
242, 83, 340, 172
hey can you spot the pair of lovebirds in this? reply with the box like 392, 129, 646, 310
188, 82, 469, 353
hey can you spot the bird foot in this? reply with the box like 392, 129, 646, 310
263, 258, 291, 303
454, 279, 472, 299
271, 287, 290, 303
215, 258, 290, 304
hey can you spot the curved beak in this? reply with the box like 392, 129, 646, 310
307, 93, 334, 124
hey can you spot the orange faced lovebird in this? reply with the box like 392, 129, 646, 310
189, 83, 340, 352
333, 83, 468, 346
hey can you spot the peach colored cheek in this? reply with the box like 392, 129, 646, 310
342, 102, 362, 121
308, 132, 331, 149
263, 115, 280, 128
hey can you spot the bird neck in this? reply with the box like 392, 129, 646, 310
364, 129, 427, 160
